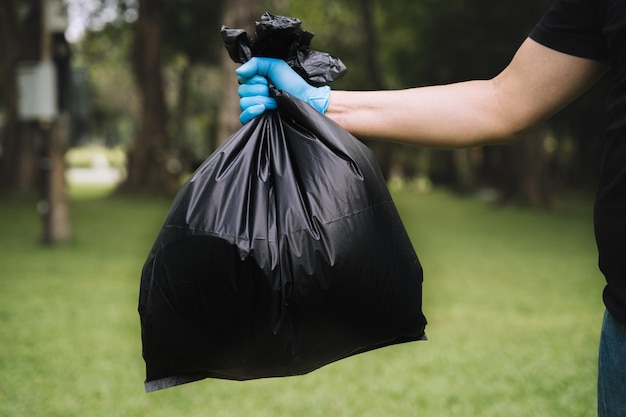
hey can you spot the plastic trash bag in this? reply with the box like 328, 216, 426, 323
138, 13, 426, 393
221, 11, 347, 85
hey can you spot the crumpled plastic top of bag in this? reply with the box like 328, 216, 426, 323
221, 12, 347, 87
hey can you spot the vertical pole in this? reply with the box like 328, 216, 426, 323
38, 0, 71, 245
49, 113, 71, 243
38, 0, 53, 245
38, 121, 53, 245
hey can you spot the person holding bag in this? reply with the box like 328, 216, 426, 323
237, 1, 626, 415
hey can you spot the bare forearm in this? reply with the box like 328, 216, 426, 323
324, 39, 607, 149
325, 80, 526, 149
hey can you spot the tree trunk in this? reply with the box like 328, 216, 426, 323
40, 114, 71, 244
121, 0, 180, 195
356, 0, 396, 179
501, 127, 558, 209
173, 61, 191, 153
0, 0, 38, 193
216, 0, 260, 146
358, 0, 383, 90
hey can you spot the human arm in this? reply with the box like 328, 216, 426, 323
237, 38, 607, 147
325, 38, 607, 147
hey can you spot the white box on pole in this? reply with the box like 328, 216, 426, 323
46, 0, 69, 33
18, 61, 58, 122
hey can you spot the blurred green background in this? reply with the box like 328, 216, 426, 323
0, 0, 607, 200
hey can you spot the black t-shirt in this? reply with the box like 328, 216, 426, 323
530, 0, 626, 323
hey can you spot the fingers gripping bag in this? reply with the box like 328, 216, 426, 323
138, 13, 427, 392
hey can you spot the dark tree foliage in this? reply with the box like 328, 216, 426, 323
159, 0, 224, 65
374, 0, 604, 203
115, 0, 226, 194
0, 0, 47, 193
416, 0, 551, 84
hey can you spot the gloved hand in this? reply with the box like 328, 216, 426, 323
236, 57, 331, 124
237, 75, 278, 124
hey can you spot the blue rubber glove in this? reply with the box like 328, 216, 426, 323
237, 75, 278, 124
236, 57, 331, 124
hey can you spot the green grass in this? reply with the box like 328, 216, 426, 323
0, 186, 604, 417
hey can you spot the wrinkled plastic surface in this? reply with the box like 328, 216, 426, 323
138, 91, 427, 392
221, 12, 347, 86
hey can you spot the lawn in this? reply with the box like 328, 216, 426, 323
0, 184, 604, 417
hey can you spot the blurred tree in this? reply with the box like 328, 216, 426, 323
0, 0, 39, 193
284, 0, 365, 90
74, 22, 139, 147
0, 0, 72, 243
216, 0, 260, 146
355, 0, 395, 178
79, 0, 226, 194
75, 0, 226, 162
548, 73, 608, 192
159, 0, 224, 160
0, 0, 22, 190
119, 0, 180, 194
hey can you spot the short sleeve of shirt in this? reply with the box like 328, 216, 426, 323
529, 0, 609, 60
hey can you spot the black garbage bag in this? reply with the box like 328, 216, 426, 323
221, 11, 347, 85
138, 13, 427, 393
